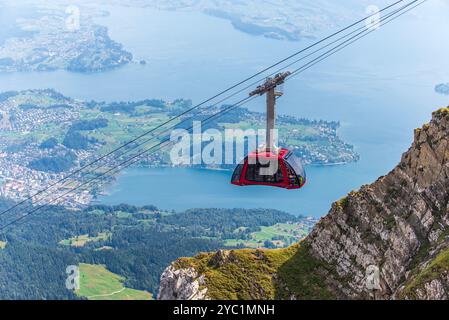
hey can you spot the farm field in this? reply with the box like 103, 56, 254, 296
59, 232, 112, 247
224, 222, 309, 248
76, 263, 153, 300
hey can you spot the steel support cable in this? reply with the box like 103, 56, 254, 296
0, 0, 407, 218
0, 0, 425, 232
288, 0, 426, 79
0, 95, 257, 231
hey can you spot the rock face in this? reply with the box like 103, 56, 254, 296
307, 108, 449, 299
158, 266, 209, 300
158, 108, 449, 300
157, 250, 231, 300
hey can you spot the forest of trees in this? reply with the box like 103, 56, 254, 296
62, 131, 92, 150
39, 137, 58, 149
68, 118, 108, 131
100, 99, 166, 114
0, 199, 302, 299
61, 119, 107, 150
160, 208, 302, 239
28, 151, 77, 173
19, 103, 39, 111
0, 91, 18, 102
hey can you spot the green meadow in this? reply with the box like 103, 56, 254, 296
76, 263, 153, 300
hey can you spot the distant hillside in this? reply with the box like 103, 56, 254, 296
107, 0, 380, 41
0, 4, 132, 73
159, 107, 449, 300
435, 83, 449, 95
0, 89, 358, 207
0, 201, 314, 299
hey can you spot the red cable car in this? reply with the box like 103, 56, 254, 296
231, 71, 307, 190
231, 148, 306, 189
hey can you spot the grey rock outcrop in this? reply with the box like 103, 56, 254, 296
159, 108, 449, 300
157, 265, 209, 300
307, 108, 449, 299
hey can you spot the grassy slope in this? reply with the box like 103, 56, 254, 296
224, 223, 309, 248
77, 263, 153, 300
59, 232, 111, 247
15, 89, 333, 154
175, 243, 334, 300
252, 223, 307, 241
171, 108, 449, 300
400, 248, 449, 299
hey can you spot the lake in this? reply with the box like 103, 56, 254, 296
1, 2, 448, 217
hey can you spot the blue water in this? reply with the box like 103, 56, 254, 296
0, 2, 448, 217
96, 164, 370, 217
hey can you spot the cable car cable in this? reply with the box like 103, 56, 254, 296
0, 0, 422, 230
0, 0, 408, 219
288, 0, 426, 79
0, 0, 424, 231
0, 87, 257, 219
263, 0, 421, 82
0, 95, 257, 231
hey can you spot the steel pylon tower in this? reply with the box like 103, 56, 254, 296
249, 71, 291, 152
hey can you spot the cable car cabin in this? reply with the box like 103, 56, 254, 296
231, 148, 306, 190
231, 71, 306, 190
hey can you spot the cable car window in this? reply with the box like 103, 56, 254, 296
245, 161, 284, 183
285, 162, 300, 187
285, 152, 306, 179
231, 163, 244, 183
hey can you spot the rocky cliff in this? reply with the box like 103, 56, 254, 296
158, 107, 449, 300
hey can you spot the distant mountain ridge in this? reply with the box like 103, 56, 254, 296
106, 0, 386, 41
159, 107, 449, 300
435, 83, 449, 95
0, 201, 312, 299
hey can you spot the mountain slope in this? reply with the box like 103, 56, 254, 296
106, 0, 377, 41
158, 107, 449, 300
